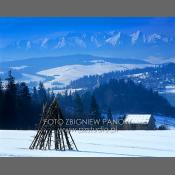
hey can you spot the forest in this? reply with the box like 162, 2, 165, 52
67, 63, 175, 90
0, 71, 175, 130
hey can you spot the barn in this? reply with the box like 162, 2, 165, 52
123, 114, 156, 130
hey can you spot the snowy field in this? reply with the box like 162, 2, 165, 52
155, 115, 175, 129
37, 62, 151, 88
1, 130, 175, 157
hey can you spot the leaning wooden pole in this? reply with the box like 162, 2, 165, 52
29, 98, 78, 151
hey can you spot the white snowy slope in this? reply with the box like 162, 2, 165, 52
10, 65, 29, 70
165, 85, 175, 94
37, 62, 152, 88
19, 73, 45, 83
155, 115, 175, 129
1, 130, 175, 157
53, 88, 83, 94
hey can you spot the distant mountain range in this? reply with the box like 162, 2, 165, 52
1, 31, 175, 61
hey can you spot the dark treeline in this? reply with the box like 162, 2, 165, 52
61, 79, 175, 117
0, 71, 102, 129
93, 79, 175, 115
0, 71, 175, 130
0, 71, 53, 129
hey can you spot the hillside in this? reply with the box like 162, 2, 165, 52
0, 54, 151, 88
68, 63, 175, 93
87, 79, 175, 116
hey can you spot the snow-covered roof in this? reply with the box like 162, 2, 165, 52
124, 114, 152, 124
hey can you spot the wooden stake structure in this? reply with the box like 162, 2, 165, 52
29, 98, 78, 151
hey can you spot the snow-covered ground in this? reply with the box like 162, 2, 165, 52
37, 62, 152, 88
155, 115, 175, 129
165, 85, 175, 94
53, 88, 83, 94
1, 130, 175, 157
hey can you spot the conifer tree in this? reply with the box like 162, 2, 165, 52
107, 107, 113, 129
32, 86, 38, 103
90, 95, 101, 121
74, 93, 84, 117
38, 82, 47, 104
107, 107, 113, 121
2, 70, 17, 129
17, 82, 31, 128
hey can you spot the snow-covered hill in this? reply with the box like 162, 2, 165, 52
1, 130, 175, 157
37, 62, 151, 88
0, 55, 152, 89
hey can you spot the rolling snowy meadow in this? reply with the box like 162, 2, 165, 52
1, 130, 175, 157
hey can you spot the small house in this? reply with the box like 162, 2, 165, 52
123, 114, 156, 130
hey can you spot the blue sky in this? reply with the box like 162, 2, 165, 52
0, 17, 175, 61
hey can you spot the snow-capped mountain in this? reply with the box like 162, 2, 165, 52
1, 30, 175, 61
